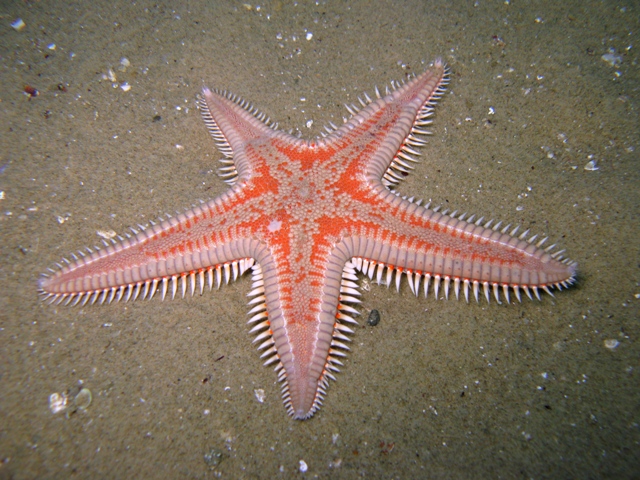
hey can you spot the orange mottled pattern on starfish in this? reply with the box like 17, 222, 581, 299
39, 59, 576, 420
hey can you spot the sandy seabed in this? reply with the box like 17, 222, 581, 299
1, 1, 638, 478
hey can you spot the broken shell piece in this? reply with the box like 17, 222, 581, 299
11, 18, 26, 31
49, 392, 68, 414
118, 57, 130, 73
601, 53, 622, 67
604, 339, 619, 350
254, 388, 266, 403
97, 229, 117, 239
74, 388, 92, 410
584, 160, 599, 171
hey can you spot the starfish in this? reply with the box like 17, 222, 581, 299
39, 59, 577, 420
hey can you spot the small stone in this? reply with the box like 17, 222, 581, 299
367, 309, 380, 326
204, 448, 224, 467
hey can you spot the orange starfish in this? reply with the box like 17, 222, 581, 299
40, 59, 576, 419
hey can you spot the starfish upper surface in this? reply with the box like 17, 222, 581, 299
39, 59, 576, 419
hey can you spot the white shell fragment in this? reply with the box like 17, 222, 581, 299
604, 339, 619, 350
254, 388, 266, 403
49, 392, 68, 414
584, 160, 599, 171
11, 18, 26, 31
74, 388, 92, 409
601, 53, 622, 67
49, 387, 92, 415
299, 460, 308, 473
97, 229, 117, 239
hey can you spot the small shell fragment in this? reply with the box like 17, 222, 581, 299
11, 18, 26, 31
97, 229, 117, 239
584, 160, 599, 171
601, 53, 622, 67
604, 339, 619, 350
49, 392, 68, 414
299, 460, 308, 473
254, 388, 266, 403
74, 388, 92, 410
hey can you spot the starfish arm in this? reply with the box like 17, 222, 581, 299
38, 191, 265, 302
347, 192, 577, 302
325, 59, 448, 188
200, 87, 303, 184
242, 212, 358, 419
